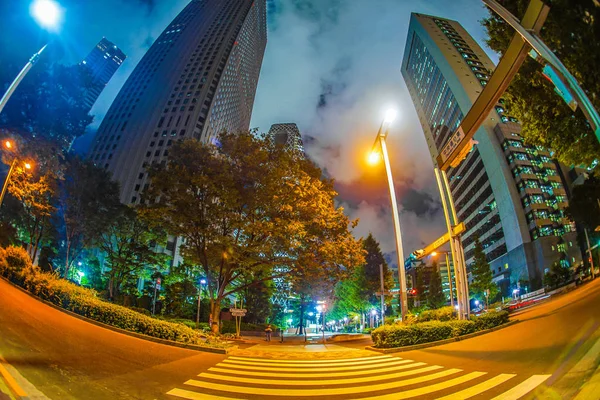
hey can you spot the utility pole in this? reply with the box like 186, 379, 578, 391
585, 228, 596, 280
445, 252, 454, 308
379, 264, 385, 325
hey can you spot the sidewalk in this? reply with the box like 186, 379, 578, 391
231, 334, 378, 360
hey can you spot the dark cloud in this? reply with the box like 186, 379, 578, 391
251, 0, 494, 259
401, 188, 441, 218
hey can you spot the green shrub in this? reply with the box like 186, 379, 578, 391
372, 310, 508, 348
372, 321, 453, 348
472, 310, 509, 330
0, 253, 229, 347
447, 320, 477, 336
416, 306, 455, 322
128, 306, 152, 316
3, 246, 30, 274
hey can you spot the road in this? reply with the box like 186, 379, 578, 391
1, 277, 600, 399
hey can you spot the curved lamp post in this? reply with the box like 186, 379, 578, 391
368, 110, 408, 322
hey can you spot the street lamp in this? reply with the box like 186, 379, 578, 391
431, 250, 455, 308
1, 141, 33, 208
0, 0, 63, 115
31, 0, 63, 30
368, 109, 408, 322
196, 278, 207, 329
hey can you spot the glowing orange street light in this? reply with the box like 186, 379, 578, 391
24, 162, 32, 170
368, 151, 381, 165
431, 251, 438, 257
4, 140, 12, 149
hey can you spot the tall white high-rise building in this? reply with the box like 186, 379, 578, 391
401, 13, 580, 292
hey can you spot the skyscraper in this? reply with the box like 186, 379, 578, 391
80, 38, 126, 111
266, 123, 305, 307
401, 13, 581, 292
89, 0, 267, 204
268, 123, 305, 157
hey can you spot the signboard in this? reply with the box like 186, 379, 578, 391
230, 308, 247, 317
438, 127, 466, 168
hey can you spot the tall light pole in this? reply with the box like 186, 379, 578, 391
379, 263, 385, 325
0, 0, 62, 115
1, 140, 32, 208
368, 109, 408, 322
196, 278, 207, 329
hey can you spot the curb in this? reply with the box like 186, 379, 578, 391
365, 320, 519, 354
0, 361, 27, 400
1, 277, 236, 355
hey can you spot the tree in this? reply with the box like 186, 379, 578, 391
363, 233, 394, 305
482, 0, 600, 166
242, 278, 273, 325
544, 260, 571, 289
470, 238, 499, 302
427, 261, 446, 309
97, 206, 166, 301
140, 132, 364, 333
566, 174, 600, 231
57, 156, 121, 279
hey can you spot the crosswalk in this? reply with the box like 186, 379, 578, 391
166, 355, 550, 400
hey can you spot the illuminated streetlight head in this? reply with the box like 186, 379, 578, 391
31, 0, 62, 30
384, 109, 397, 124
371, 309, 377, 316
431, 251, 438, 257
4, 140, 12, 149
368, 151, 380, 165
24, 163, 32, 170
200, 278, 207, 285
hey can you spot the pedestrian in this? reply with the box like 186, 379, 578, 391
265, 324, 272, 342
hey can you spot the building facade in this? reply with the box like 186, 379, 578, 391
267, 123, 305, 307
89, 0, 267, 205
268, 123, 306, 157
401, 13, 580, 293
80, 38, 126, 111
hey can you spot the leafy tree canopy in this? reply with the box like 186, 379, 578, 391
565, 173, 600, 231
140, 132, 365, 332
482, 0, 600, 166
469, 238, 499, 301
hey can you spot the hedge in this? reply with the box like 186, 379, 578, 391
415, 306, 455, 322
0, 246, 228, 348
371, 310, 509, 348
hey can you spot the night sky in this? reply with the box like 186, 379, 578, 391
0, 0, 497, 268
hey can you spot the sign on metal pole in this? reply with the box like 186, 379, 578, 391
230, 308, 247, 317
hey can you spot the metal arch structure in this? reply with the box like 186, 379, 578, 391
427, 0, 600, 319
427, 0, 552, 320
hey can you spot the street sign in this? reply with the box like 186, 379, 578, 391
230, 308, 247, 317
410, 223, 466, 261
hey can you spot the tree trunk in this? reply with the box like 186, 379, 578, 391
32, 223, 44, 266
64, 240, 71, 279
210, 299, 221, 334
298, 300, 305, 335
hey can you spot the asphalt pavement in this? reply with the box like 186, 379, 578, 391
1, 277, 600, 399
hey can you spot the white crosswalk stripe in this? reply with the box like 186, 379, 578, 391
166, 355, 551, 400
